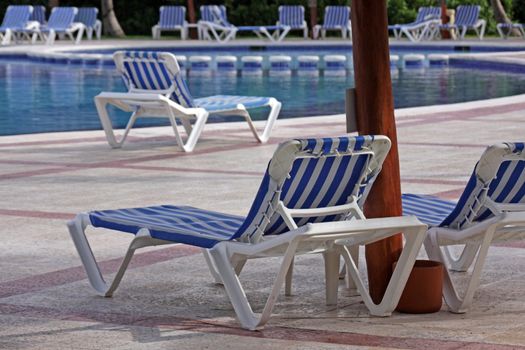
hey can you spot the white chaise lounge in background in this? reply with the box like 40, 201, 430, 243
95, 51, 282, 151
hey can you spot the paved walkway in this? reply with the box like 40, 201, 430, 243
0, 91, 524, 349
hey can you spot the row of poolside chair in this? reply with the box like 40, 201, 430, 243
152, 5, 352, 42
68, 50, 525, 329
389, 5, 486, 42
0, 5, 101, 45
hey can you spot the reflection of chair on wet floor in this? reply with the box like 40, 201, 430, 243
403, 142, 525, 313
68, 135, 427, 330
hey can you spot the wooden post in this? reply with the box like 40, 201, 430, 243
441, 0, 451, 39
350, 0, 403, 304
308, 0, 318, 39
187, 0, 198, 40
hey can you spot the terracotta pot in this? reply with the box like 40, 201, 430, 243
395, 260, 444, 314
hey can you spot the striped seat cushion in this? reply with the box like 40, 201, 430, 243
194, 95, 272, 112
402, 193, 457, 227
452, 5, 480, 27
30, 5, 46, 24
89, 205, 245, 248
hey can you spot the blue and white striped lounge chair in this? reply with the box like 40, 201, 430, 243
496, 22, 525, 39
75, 7, 102, 40
198, 5, 237, 42
277, 5, 308, 39
0, 5, 34, 45
402, 142, 525, 313
68, 135, 427, 330
388, 7, 441, 42
439, 5, 486, 40
152, 6, 187, 40
31, 6, 84, 45
30, 5, 46, 25
313, 6, 351, 40
95, 51, 282, 152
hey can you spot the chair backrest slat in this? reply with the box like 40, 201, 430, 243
440, 143, 525, 229
114, 51, 195, 108
75, 7, 98, 27
455, 5, 480, 26
30, 5, 46, 24
159, 6, 186, 28
278, 5, 305, 28
0, 5, 32, 29
48, 7, 78, 30
232, 136, 391, 243
323, 6, 350, 28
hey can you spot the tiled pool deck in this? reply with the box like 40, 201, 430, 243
0, 39, 525, 349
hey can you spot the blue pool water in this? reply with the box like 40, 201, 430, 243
1, 58, 525, 136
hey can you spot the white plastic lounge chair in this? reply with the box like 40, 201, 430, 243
496, 23, 525, 39
31, 6, 84, 45
75, 7, 101, 40
313, 6, 351, 40
152, 6, 187, 40
198, 5, 237, 42
277, 5, 308, 39
402, 142, 525, 313
0, 5, 34, 45
388, 7, 441, 42
95, 51, 282, 152
199, 5, 290, 43
439, 5, 486, 40
68, 135, 427, 330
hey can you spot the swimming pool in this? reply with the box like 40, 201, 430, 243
1, 49, 525, 136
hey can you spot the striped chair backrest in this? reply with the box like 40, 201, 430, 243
1, 5, 32, 29
113, 51, 195, 108
48, 7, 78, 30
323, 6, 350, 28
415, 7, 441, 23
200, 5, 230, 26
279, 5, 305, 28
75, 7, 98, 27
30, 5, 46, 24
159, 6, 186, 28
454, 5, 480, 26
233, 135, 391, 243
440, 143, 525, 230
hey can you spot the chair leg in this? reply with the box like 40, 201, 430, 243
285, 257, 294, 296
95, 96, 139, 148
323, 249, 340, 306
67, 215, 166, 297
236, 98, 281, 144
1, 29, 12, 45
341, 225, 426, 316
425, 227, 495, 314
209, 240, 299, 330
443, 243, 480, 272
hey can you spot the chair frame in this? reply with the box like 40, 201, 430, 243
152, 6, 188, 40
405, 143, 525, 313
496, 23, 525, 39
277, 5, 308, 39
68, 135, 427, 330
95, 51, 281, 152
31, 7, 85, 45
